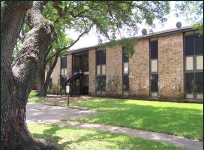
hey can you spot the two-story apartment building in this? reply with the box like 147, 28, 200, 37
51, 26, 203, 101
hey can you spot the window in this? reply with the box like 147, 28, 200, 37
196, 56, 203, 70
61, 56, 67, 78
151, 74, 158, 92
96, 50, 106, 76
185, 56, 193, 70
96, 50, 106, 95
96, 75, 106, 95
185, 73, 194, 93
195, 34, 203, 55
150, 39, 158, 97
97, 65, 106, 75
96, 50, 106, 65
150, 40, 158, 59
61, 68, 67, 77
123, 75, 129, 90
61, 56, 67, 68
122, 47, 129, 62
124, 63, 129, 74
151, 60, 158, 72
195, 72, 203, 93
122, 47, 129, 92
184, 31, 203, 99
184, 35, 194, 56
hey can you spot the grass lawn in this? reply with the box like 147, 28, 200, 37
64, 98, 203, 141
29, 90, 38, 98
28, 124, 186, 150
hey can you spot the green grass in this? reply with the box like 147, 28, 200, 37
28, 124, 186, 150
66, 98, 203, 141
28, 90, 47, 103
28, 90, 38, 98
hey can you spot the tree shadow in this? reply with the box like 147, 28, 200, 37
30, 124, 184, 150
68, 98, 203, 141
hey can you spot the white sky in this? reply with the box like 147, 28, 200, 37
69, 2, 191, 50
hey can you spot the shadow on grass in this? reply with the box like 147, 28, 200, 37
69, 98, 203, 141
30, 124, 185, 150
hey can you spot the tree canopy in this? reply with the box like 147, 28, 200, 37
16, 1, 171, 96
175, 1, 203, 35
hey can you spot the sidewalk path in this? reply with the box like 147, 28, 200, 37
26, 103, 203, 150
26, 103, 100, 124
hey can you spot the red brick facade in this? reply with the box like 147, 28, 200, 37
106, 46, 123, 95
158, 33, 184, 98
50, 27, 202, 101
129, 39, 150, 96
88, 49, 96, 95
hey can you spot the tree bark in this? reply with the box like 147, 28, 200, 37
37, 51, 60, 96
1, 1, 59, 150
37, 59, 47, 96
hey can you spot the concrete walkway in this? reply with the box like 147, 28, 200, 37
26, 103, 203, 150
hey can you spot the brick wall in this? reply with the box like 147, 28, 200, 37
158, 33, 184, 98
106, 46, 123, 95
129, 39, 150, 96
52, 57, 61, 86
67, 54, 72, 78
89, 49, 96, 95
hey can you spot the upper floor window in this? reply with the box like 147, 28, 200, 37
184, 31, 203, 99
96, 50, 106, 76
122, 47, 129, 62
96, 50, 106, 65
61, 56, 67, 68
185, 33, 203, 56
150, 40, 158, 59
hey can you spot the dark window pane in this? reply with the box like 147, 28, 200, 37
185, 35, 194, 56
96, 75, 106, 90
195, 34, 203, 55
96, 50, 106, 65
96, 51, 100, 64
61, 57, 67, 68
150, 41, 158, 59
123, 75, 129, 90
185, 73, 194, 93
60, 76, 67, 85
195, 72, 203, 93
122, 47, 129, 62
151, 74, 158, 92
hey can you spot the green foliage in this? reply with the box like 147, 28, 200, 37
46, 1, 170, 54
28, 90, 38, 98
91, 77, 106, 96
190, 80, 198, 94
15, 1, 171, 95
175, 1, 203, 35
28, 124, 185, 150
69, 98, 203, 141
106, 74, 124, 97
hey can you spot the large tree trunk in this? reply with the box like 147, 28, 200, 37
1, 2, 59, 150
37, 60, 47, 96
37, 51, 60, 96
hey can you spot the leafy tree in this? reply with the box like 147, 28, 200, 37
1, 1, 170, 149
1, 1, 59, 149
175, 1, 203, 35
29, 1, 171, 96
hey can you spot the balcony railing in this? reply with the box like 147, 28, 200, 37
73, 64, 89, 73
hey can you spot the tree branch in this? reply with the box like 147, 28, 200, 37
46, 23, 93, 63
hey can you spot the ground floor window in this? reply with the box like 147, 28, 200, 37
123, 75, 129, 91
150, 74, 158, 97
96, 75, 106, 95
185, 72, 203, 99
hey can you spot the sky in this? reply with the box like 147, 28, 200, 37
69, 2, 191, 50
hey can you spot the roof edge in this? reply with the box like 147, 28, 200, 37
65, 26, 194, 55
